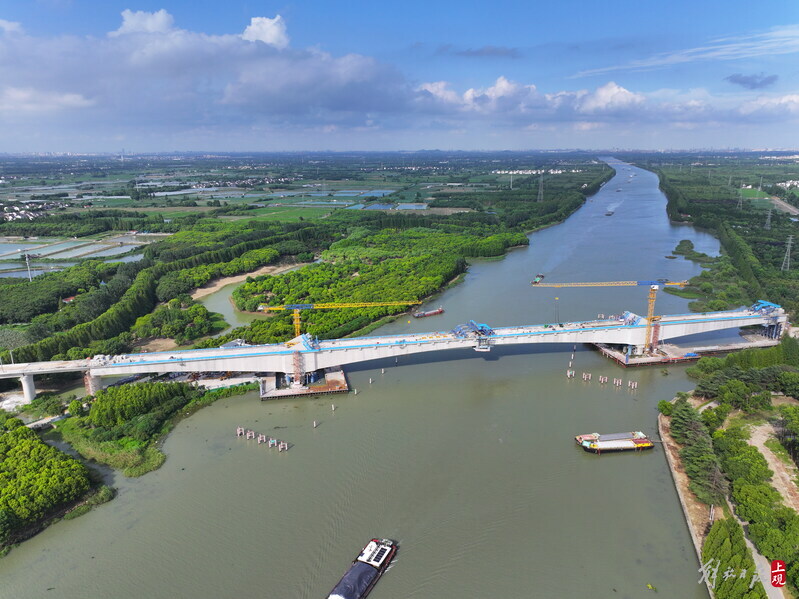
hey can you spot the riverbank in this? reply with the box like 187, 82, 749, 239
658, 410, 711, 562
52, 381, 259, 478
660, 396, 795, 599
1, 483, 114, 558
190, 259, 303, 300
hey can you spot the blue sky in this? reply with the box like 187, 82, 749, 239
0, 0, 797, 151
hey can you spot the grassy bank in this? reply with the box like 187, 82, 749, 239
663, 239, 751, 312
54, 382, 258, 477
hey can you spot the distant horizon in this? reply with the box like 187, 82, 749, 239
2, 147, 799, 157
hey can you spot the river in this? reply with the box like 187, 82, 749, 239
0, 159, 719, 599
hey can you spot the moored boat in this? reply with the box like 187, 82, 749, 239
327, 538, 397, 599
413, 307, 444, 318
575, 431, 653, 454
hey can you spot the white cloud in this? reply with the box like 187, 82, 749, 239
574, 121, 603, 131
242, 15, 289, 49
0, 19, 22, 34
463, 76, 539, 112
577, 82, 644, 113
417, 77, 648, 121
109, 9, 174, 37
739, 94, 799, 116
577, 24, 799, 77
417, 81, 460, 104
417, 76, 544, 116
0, 87, 93, 112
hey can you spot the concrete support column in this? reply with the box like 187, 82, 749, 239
84, 372, 101, 396
19, 374, 36, 404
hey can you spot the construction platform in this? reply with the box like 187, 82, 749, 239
594, 334, 782, 367
259, 366, 349, 399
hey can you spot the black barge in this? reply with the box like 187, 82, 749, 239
326, 538, 397, 599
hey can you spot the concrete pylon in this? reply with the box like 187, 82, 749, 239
84, 372, 101, 396
19, 374, 36, 403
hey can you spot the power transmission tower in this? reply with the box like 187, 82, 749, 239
736, 190, 743, 210
24, 253, 32, 282
764, 209, 772, 230
537, 173, 544, 202
510, 173, 513, 190
758, 175, 763, 191
782, 235, 794, 272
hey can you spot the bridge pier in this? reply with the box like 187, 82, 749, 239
19, 374, 36, 403
84, 373, 101, 396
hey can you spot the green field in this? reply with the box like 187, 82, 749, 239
740, 187, 770, 199
245, 206, 334, 221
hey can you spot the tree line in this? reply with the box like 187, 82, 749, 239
0, 417, 91, 549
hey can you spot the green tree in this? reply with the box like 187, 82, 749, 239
657, 399, 674, 416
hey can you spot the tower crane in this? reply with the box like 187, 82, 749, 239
531, 279, 688, 353
257, 301, 422, 338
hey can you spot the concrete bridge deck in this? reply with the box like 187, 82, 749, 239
0, 301, 788, 402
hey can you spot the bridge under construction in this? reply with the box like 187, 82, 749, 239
0, 301, 788, 402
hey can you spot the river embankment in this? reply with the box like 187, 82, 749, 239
658, 410, 712, 556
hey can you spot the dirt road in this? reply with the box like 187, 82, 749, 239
190, 261, 302, 300
772, 197, 799, 216
748, 422, 799, 512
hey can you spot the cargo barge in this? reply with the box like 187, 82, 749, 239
575, 431, 654, 454
413, 307, 444, 318
327, 538, 397, 599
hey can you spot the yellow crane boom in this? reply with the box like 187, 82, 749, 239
532, 279, 688, 353
258, 301, 422, 337
535, 280, 687, 288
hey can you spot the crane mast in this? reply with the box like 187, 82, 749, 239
533, 279, 688, 354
